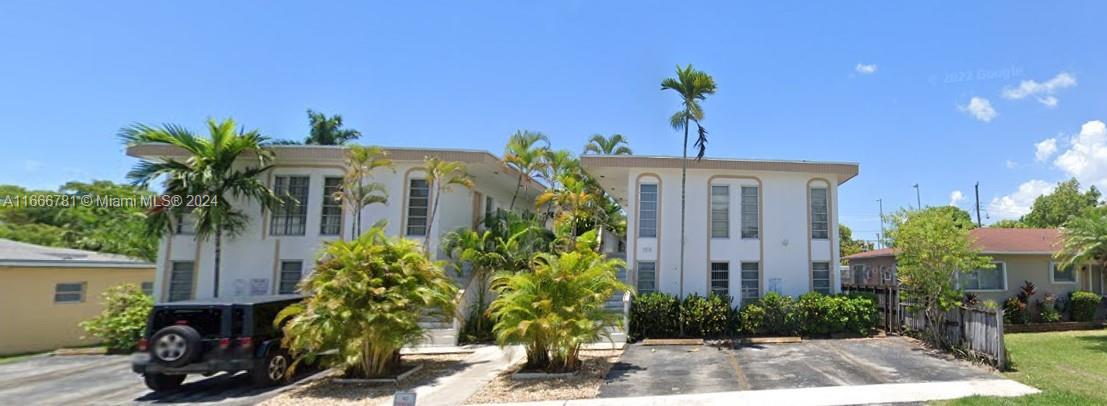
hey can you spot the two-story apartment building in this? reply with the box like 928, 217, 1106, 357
126, 144, 540, 303
582, 155, 859, 305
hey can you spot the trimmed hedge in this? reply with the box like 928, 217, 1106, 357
1070, 290, 1101, 322
628, 292, 735, 340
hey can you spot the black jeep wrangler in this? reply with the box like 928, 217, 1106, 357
132, 295, 302, 391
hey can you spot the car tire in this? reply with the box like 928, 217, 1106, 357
144, 373, 186, 392
251, 348, 291, 387
150, 325, 202, 367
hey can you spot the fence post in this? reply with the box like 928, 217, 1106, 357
996, 308, 1006, 370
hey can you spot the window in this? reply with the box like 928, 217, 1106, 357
959, 262, 1006, 291
141, 281, 154, 296
637, 261, 656, 294
271, 176, 310, 236
741, 186, 759, 239
638, 184, 658, 238
53, 283, 85, 303
406, 178, 430, 236
1051, 262, 1076, 284
810, 187, 829, 239
168, 261, 195, 302
278, 261, 303, 295
812, 261, 832, 294
740, 262, 760, 303
882, 266, 893, 282
851, 264, 866, 285
710, 262, 729, 296
320, 177, 342, 236
711, 186, 729, 238
484, 196, 494, 220
175, 206, 195, 235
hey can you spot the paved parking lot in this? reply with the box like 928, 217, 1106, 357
599, 336, 1002, 398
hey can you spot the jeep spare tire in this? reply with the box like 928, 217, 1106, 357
150, 325, 202, 367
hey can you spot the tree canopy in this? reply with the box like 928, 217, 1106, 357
1021, 178, 1102, 228
839, 224, 873, 261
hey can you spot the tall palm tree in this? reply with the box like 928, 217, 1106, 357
422, 157, 475, 254
338, 145, 393, 238
121, 118, 279, 298
504, 130, 550, 210
305, 109, 361, 145
661, 64, 717, 303
1055, 207, 1107, 277
583, 134, 632, 155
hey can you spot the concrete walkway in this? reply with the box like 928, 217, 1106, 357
409, 345, 524, 405
474, 378, 1038, 405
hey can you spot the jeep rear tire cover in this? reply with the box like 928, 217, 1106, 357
150, 325, 202, 368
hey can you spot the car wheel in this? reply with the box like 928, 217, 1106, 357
144, 373, 186, 392
252, 349, 290, 387
150, 325, 202, 367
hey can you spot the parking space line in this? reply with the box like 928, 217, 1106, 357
724, 349, 750, 390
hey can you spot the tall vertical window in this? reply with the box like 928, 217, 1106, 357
484, 196, 494, 220
710, 262, 729, 296
53, 283, 86, 303
812, 261, 831, 294
278, 260, 303, 295
810, 187, 829, 239
169, 261, 195, 302
740, 262, 760, 303
638, 184, 658, 238
637, 261, 656, 294
741, 186, 759, 239
271, 176, 310, 236
711, 186, 729, 238
320, 177, 342, 236
406, 178, 430, 236
851, 264, 866, 285
175, 208, 195, 235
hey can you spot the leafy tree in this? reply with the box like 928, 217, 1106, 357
1054, 207, 1107, 274
503, 130, 550, 210
991, 219, 1029, 228
1022, 178, 1102, 228
421, 157, 474, 253
890, 208, 992, 345
277, 224, 457, 377
839, 224, 873, 262
337, 145, 392, 238
80, 284, 153, 352
583, 134, 632, 155
304, 109, 361, 145
443, 229, 502, 342
121, 118, 279, 298
661, 64, 716, 301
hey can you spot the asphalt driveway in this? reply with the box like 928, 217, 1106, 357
599, 336, 1002, 397
0, 354, 316, 405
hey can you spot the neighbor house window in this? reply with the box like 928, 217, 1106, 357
812, 261, 832, 294
320, 177, 343, 236
851, 264, 866, 285
882, 266, 893, 282
1051, 262, 1075, 284
637, 261, 656, 294
53, 282, 85, 303
406, 178, 430, 236
710, 262, 729, 296
271, 175, 310, 236
711, 186, 729, 238
740, 262, 760, 303
168, 261, 194, 302
810, 187, 829, 239
959, 262, 1006, 291
278, 260, 303, 295
741, 186, 759, 239
638, 184, 658, 238
141, 281, 154, 296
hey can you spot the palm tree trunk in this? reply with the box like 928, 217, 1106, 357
510, 173, 523, 210
425, 183, 439, 255
679, 117, 688, 336
213, 224, 222, 298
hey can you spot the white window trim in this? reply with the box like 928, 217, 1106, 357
740, 186, 759, 240
638, 183, 659, 239
1049, 261, 1077, 284
959, 261, 1008, 292
710, 185, 729, 239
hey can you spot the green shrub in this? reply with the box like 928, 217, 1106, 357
738, 303, 767, 335
80, 284, 153, 353
759, 292, 797, 335
1070, 290, 1100, 322
680, 294, 736, 338
629, 292, 681, 340
794, 292, 878, 337
1004, 296, 1027, 324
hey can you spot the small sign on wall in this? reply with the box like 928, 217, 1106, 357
249, 278, 269, 296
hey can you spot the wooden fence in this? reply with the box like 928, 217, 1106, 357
899, 303, 1007, 369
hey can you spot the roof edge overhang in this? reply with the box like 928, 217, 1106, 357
580, 155, 860, 185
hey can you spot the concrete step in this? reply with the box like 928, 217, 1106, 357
414, 327, 459, 347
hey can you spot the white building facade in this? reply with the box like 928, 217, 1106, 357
127, 144, 538, 303
582, 155, 859, 305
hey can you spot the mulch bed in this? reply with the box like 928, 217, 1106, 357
261, 353, 471, 406
464, 349, 623, 404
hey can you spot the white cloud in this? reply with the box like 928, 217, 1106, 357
1035, 137, 1058, 162
1002, 72, 1076, 106
988, 179, 1055, 220
855, 63, 878, 74
1053, 120, 1107, 189
949, 190, 965, 206
960, 97, 997, 122
1006, 160, 1018, 169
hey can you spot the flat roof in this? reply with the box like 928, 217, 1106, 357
0, 238, 153, 268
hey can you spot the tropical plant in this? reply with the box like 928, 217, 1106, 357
481, 210, 554, 272
421, 157, 474, 253
443, 228, 503, 342
277, 223, 457, 378
304, 109, 361, 145
503, 130, 550, 210
1055, 206, 1107, 277
628, 292, 681, 340
536, 173, 598, 241
583, 133, 632, 155
121, 118, 279, 297
490, 231, 628, 372
80, 284, 153, 353
337, 145, 393, 237
661, 64, 716, 304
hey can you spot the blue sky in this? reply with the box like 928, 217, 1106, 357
2, 1, 1105, 242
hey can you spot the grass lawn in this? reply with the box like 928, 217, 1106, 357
937, 329, 1107, 405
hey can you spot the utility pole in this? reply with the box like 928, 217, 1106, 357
877, 198, 886, 248
974, 182, 982, 227
913, 184, 921, 209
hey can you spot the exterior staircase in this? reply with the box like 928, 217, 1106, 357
601, 258, 629, 346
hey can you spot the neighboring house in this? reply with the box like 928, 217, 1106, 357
0, 239, 154, 355
582, 155, 859, 306
844, 228, 1100, 304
